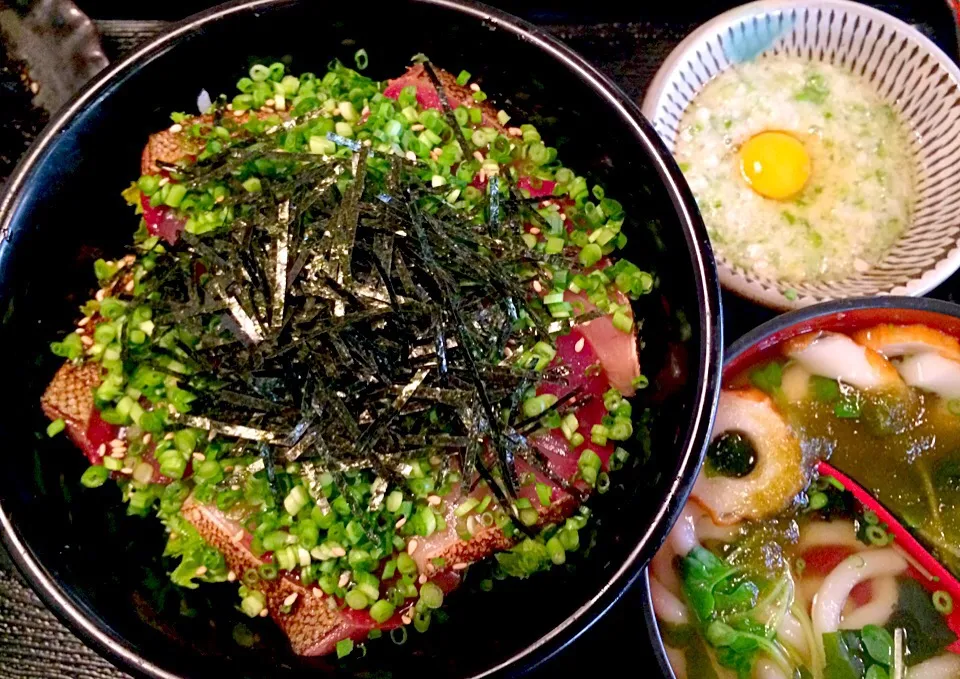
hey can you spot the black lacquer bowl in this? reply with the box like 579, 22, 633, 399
0, 0, 721, 676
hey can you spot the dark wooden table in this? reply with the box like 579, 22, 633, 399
0, 1, 957, 676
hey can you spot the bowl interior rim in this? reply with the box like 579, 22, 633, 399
0, 0, 723, 676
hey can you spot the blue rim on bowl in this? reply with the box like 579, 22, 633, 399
642, 0, 960, 311
0, 0, 722, 676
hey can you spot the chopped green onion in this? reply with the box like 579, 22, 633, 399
569, 432, 585, 448
865, 525, 891, 546
336, 638, 354, 659
590, 425, 608, 446
353, 49, 369, 70
391, 627, 408, 645
522, 393, 558, 418
809, 492, 828, 510
608, 418, 634, 441
258, 563, 278, 581
455, 498, 479, 517
386, 490, 404, 513
345, 589, 369, 610
241, 593, 265, 617
535, 482, 552, 507
544, 236, 565, 254
559, 528, 580, 551
80, 465, 109, 488
370, 599, 395, 623
46, 419, 65, 437
597, 472, 611, 494
933, 590, 953, 614
284, 485, 309, 516
519, 508, 539, 526
546, 536, 565, 565
612, 311, 634, 334
419, 581, 444, 609
579, 243, 602, 267
241, 177, 262, 193
163, 184, 187, 208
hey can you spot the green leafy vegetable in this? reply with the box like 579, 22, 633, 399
749, 362, 782, 395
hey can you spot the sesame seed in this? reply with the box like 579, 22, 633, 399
327, 598, 338, 611
529, 227, 540, 235
560, 213, 567, 221
331, 546, 347, 558
81, 335, 93, 347
95, 289, 105, 302
533, 280, 543, 293
259, 609, 268, 618
97, 444, 106, 457
338, 571, 351, 588
232, 530, 245, 543
429, 455, 441, 466
508, 127, 523, 137
226, 104, 233, 110
192, 452, 206, 462
361, 106, 370, 117
283, 593, 298, 607
195, 566, 207, 576
231, 484, 241, 492
110, 450, 125, 459
312, 588, 324, 599
77, 317, 90, 327
407, 539, 419, 555
427, 495, 441, 506
401, 614, 412, 625
453, 562, 468, 571
120, 467, 133, 475
207, 430, 217, 441
418, 574, 427, 585
142, 433, 152, 445
469, 83, 480, 92
472, 151, 485, 162
124, 279, 135, 293
29, 81, 39, 94
265, 99, 275, 108
124, 255, 136, 264
395, 517, 407, 529
227, 571, 237, 582
575, 337, 585, 353
411, 124, 425, 131
162, 433, 174, 441
169, 123, 183, 133
158, 177, 169, 186
109, 438, 124, 448
405, 151, 417, 162
233, 109, 244, 117
75, 328, 84, 334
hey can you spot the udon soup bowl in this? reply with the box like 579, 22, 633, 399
639, 295, 960, 679
0, 0, 722, 676
642, 0, 960, 310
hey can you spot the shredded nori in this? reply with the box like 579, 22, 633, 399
132, 107, 590, 536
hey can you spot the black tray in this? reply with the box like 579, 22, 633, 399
1, 1, 958, 677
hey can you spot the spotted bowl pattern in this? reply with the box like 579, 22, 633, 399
642, 0, 960, 310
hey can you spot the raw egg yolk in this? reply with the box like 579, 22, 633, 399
739, 131, 811, 200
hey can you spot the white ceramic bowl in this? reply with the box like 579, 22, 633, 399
642, 0, 960, 310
